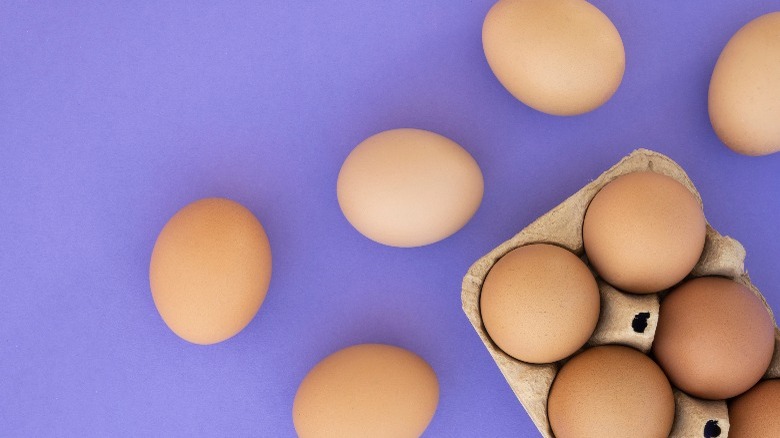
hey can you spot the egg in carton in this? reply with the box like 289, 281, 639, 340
461, 149, 780, 438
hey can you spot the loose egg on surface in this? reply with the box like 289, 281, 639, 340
728, 379, 780, 438
583, 171, 706, 294
149, 198, 272, 345
480, 244, 600, 363
653, 277, 775, 400
709, 12, 780, 156
292, 344, 439, 438
482, 0, 625, 115
547, 345, 675, 438
337, 128, 484, 248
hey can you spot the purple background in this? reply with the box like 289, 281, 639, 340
2, 1, 779, 436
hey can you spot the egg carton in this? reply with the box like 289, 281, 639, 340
462, 149, 780, 438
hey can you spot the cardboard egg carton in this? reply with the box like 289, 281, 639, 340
462, 149, 780, 438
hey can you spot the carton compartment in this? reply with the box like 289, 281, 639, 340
462, 149, 779, 438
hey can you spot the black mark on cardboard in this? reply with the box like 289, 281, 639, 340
704, 420, 721, 438
632, 312, 650, 333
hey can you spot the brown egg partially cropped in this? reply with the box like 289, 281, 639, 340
480, 244, 600, 363
709, 12, 780, 156
583, 171, 706, 294
728, 379, 780, 438
482, 0, 625, 115
149, 198, 272, 345
337, 128, 483, 248
653, 277, 775, 400
292, 344, 439, 438
547, 345, 675, 438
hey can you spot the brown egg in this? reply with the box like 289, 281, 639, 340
292, 344, 439, 438
729, 379, 780, 438
482, 0, 625, 115
548, 345, 675, 438
583, 171, 706, 294
653, 277, 775, 400
337, 128, 483, 247
480, 244, 600, 363
709, 12, 780, 156
149, 198, 272, 345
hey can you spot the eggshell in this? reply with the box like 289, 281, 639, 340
337, 128, 483, 247
547, 345, 675, 438
728, 379, 780, 438
292, 344, 439, 438
482, 0, 625, 115
149, 198, 272, 345
709, 12, 780, 156
653, 277, 775, 400
583, 171, 706, 294
480, 244, 600, 363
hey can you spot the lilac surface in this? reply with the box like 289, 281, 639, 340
1, 1, 779, 436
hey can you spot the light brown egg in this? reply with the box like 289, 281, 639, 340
729, 379, 780, 438
337, 128, 483, 247
709, 12, 780, 156
292, 344, 439, 438
480, 244, 600, 363
149, 198, 272, 345
653, 277, 775, 400
547, 345, 675, 438
583, 171, 706, 294
482, 0, 625, 115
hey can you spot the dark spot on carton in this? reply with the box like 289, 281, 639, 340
632, 312, 650, 333
704, 420, 721, 437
